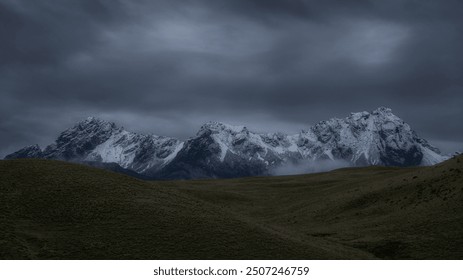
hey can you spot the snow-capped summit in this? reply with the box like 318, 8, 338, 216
5, 144, 43, 159
13, 117, 183, 174
41, 117, 120, 160
297, 107, 446, 166
77, 116, 118, 132
5, 108, 449, 179
197, 121, 248, 135
373, 106, 393, 114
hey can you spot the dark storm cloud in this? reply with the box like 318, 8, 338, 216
1, 0, 463, 157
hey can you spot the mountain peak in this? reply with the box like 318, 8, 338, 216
74, 117, 118, 132
198, 121, 247, 135
5, 144, 42, 159
85, 116, 98, 122
348, 107, 398, 122
79, 116, 114, 126
372, 107, 393, 115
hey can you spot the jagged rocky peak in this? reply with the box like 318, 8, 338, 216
40, 117, 122, 160
5, 144, 43, 159
318, 107, 403, 130
74, 116, 119, 132
372, 107, 404, 123
57, 117, 119, 143
299, 107, 447, 166
350, 110, 370, 120
348, 107, 395, 120
372, 106, 394, 114
198, 121, 248, 135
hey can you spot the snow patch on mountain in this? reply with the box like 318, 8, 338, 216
5, 107, 450, 179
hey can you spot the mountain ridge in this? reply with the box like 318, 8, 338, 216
5, 107, 448, 179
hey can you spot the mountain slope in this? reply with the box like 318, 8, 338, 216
1, 155, 462, 259
0, 159, 371, 259
164, 154, 463, 259
5, 108, 448, 179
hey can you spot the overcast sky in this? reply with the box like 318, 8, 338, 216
1, 0, 462, 157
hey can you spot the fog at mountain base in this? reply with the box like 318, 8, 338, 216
270, 159, 352, 176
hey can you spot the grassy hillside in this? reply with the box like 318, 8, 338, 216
1, 156, 462, 259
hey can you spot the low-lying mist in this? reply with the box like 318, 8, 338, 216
270, 159, 352, 176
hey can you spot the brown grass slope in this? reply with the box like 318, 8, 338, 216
170, 155, 463, 259
1, 155, 462, 259
0, 159, 368, 259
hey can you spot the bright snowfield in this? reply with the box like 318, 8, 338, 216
6, 107, 449, 179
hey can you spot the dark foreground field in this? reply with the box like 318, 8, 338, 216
1, 156, 462, 259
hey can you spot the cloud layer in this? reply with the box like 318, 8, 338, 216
1, 0, 463, 157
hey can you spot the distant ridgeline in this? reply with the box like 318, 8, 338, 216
6, 107, 448, 179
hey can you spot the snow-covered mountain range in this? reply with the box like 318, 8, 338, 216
5, 107, 448, 179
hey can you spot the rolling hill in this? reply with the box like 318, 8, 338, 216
1, 155, 462, 259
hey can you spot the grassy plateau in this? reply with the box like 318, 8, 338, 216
1, 155, 462, 259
